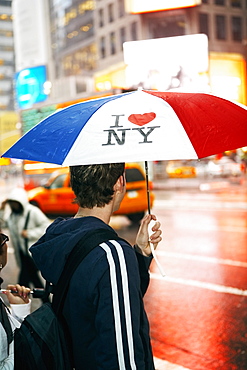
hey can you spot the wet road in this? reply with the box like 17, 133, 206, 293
116, 178, 247, 370
1, 175, 246, 370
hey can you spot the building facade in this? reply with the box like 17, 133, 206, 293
47, 0, 247, 104
0, 0, 14, 111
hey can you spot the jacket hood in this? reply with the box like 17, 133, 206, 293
7, 187, 29, 210
30, 216, 115, 285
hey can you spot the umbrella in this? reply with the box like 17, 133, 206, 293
2, 89, 247, 275
2, 90, 247, 166
2, 89, 247, 207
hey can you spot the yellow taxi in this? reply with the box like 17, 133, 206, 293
27, 163, 154, 223
166, 160, 197, 178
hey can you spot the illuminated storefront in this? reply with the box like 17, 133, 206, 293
209, 52, 246, 105
0, 111, 20, 154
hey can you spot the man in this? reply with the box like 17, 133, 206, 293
1, 187, 50, 289
30, 163, 162, 369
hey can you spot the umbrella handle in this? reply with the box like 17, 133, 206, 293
145, 161, 151, 214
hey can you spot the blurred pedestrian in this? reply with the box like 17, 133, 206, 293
0, 229, 31, 369
0, 187, 50, 289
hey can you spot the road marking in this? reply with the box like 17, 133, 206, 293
154, 199, 247, 211
156, 251, 247, 268
150, 273, 247, 296
210, 225, 246, 233
182, 224, 247, 233
154, 357, 191, 370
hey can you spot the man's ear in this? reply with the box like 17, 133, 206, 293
114, 175, 124, 192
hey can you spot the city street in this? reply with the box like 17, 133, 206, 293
1, 0, 247, 369
148, 180, 246, 370
0, 173, 246, 370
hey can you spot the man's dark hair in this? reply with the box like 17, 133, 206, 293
69, 163, 125, 208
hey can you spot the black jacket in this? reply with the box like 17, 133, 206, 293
30, 216, 155, 370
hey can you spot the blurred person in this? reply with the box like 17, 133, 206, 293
30, 163, 162, 370
0, 230, 31, 369
0, 188, 50, 289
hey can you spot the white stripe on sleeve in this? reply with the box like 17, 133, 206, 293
100, 242, 126, 370
110, 240, 137, 370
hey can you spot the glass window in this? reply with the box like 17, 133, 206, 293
108, 3, 114, 23
62, 44, 97, 76
232, 16, 242, 41
50, 174, 66, 189
216, 15, 226, 40
118, 0, 124, 17
215, 0, 225, 5
99, 8, 104, 27
131, 21, 137, 40
120, 27, 126, 50
110, 31, 116, 54
100, 36, 106, 58
199, 13, 209, 38
231, 0, 241, 7
0, 14, 12, 21
125, 168, 144, 182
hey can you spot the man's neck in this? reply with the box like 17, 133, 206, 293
74, 204, 113, 224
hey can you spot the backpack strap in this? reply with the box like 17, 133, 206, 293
52, 228, 124, 315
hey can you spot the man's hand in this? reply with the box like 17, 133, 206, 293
21, 229, 28, 239
135, 214, 162, 257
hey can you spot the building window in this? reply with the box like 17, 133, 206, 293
0, 29, 13, 37
232, 16, 242, 41
215, 0, 224, 5
120, 27, 126, 50
231, 0, 241, 7
108, 3, 114, 23
99, 8, 104, 27
199, 13, 209, 38
110, 32, 116, 54
202, 0, 208, 3
216, 15, 226, 40
131, 21, 137, 40
100, 36, 106, 58
118, 0, 124, 17
62, 44, 97, 76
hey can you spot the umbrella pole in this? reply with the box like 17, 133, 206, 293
145, 161, 151, 214
145, 161, 165, 276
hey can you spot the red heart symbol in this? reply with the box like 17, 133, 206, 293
128, 112, 156, 126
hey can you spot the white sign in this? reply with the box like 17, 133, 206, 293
12, 0, 49, 71
123, 34, 209, 92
